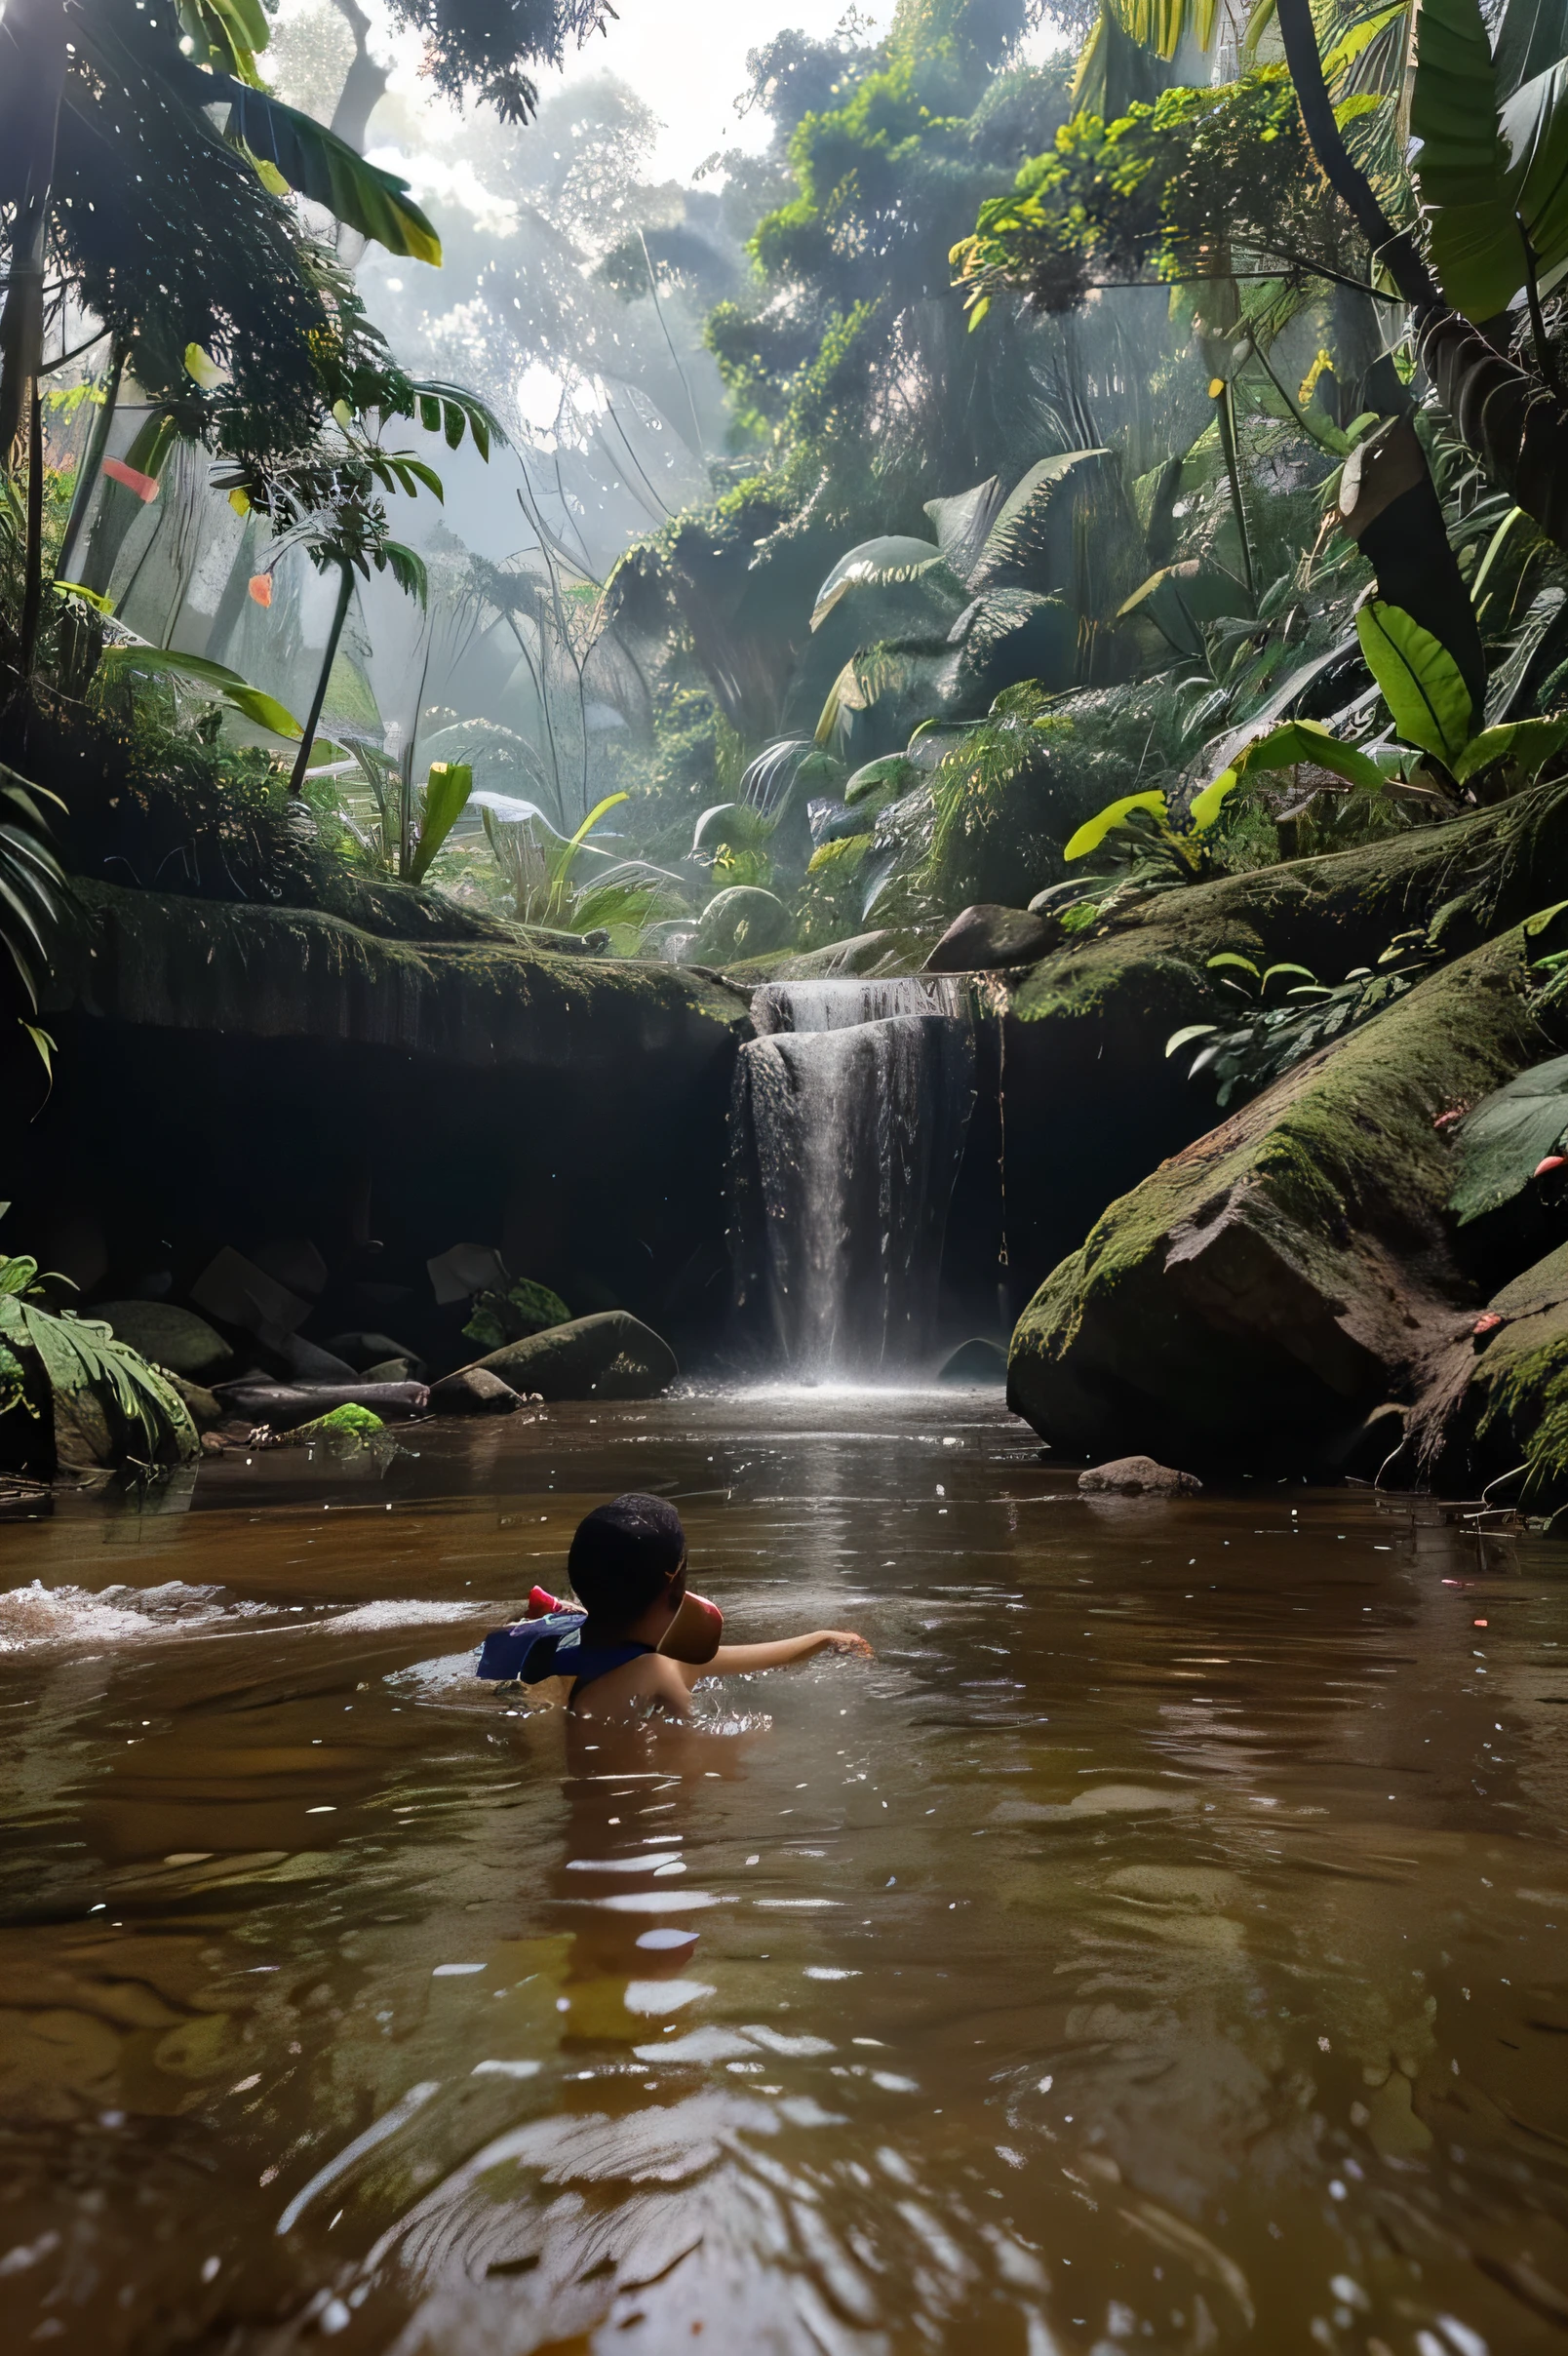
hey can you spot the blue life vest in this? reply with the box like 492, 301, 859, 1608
476, 1610, 653, 1692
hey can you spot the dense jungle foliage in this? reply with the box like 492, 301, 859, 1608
7, 0, 1568, 1027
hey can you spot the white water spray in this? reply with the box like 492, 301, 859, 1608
730, 978, 976, 1378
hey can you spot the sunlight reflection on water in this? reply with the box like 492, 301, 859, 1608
0, 1393, 1563, 2353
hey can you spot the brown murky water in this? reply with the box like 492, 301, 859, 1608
1, 1390, 1566, 2355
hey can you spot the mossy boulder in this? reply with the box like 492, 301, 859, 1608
91, 1301, 233, 1382
1008, 926, 1549, 1470
1410, 1241, 1568, 1499
465, 1310, 678, 1400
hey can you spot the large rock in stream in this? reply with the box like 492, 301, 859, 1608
1008, 926, 1552, 1471
464, 1310, 678, 1400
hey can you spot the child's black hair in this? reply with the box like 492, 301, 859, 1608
568, 1493, 686, 1622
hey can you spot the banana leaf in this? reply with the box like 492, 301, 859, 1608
1412, 0, 1568, 317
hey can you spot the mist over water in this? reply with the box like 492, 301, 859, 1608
1, 1397, 1564, 2354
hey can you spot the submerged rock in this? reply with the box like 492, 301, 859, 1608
1078, 1455, 1201, 1495
91, 1301, 232, 1383
466, 1310, 678, 1400
210, 1378, 428, 1430
924, 904, 1048, 972
937, 1337, 1009, 1383
428, 1366, 522, 1414
1009, 927, 1550, 1471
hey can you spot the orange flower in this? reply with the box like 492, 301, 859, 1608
248, 573, 273, 608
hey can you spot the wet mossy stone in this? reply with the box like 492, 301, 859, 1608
723, 926, 937, 982
691, 887, 794, 964
168, 1373, 223, 1432
91, 1302, 232, 1383
294, 1402, 384, 1437
938, 1337, 1009, 1383
466, 1311, 678, 1401
1078, 1455, 1201, 1494
1008, 926, 1551, 1472
52, 881, 753, 1075
461, 1276, 569, 1354
924, 905, 1049, 973
1411, 1240, 1568, 1499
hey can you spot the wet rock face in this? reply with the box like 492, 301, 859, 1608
1078, 1455, 1201, 1495
90, 1303, 232, 1383
1008, 928, 1552, 1472
427, 1366, 522, 1415
924, 905, 1048, 973
464, 1311, 678, 1401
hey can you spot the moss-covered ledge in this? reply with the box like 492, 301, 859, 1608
1004, 805, 1527, 1036
46, 880, 754, 1075
1007, 923, 1555, 1470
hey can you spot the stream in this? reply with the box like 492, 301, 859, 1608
1, 1391, 1566, 2354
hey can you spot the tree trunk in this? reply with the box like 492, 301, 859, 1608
20, 386, 45, 676
0, 0, 66, 471
327, 0, 389, 153
57, 342, 126, 586
290, 561, 354, 796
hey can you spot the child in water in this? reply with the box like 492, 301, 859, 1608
478, 1492, 871, 1720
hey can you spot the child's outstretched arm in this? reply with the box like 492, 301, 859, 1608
679, 1628, 872, 1684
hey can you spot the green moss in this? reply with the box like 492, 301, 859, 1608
1008, 924, 1551, 1465
1474, 1325, 1568, 1495
297, 1402, 384, 1436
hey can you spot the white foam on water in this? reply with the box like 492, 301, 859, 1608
324, 1600, 478, 1633
0, 1583, 486, 1656
0, 1579, 251, 1652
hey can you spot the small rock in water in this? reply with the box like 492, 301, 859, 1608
1078, 1455, 1201, 1496
428, 1366, 521, 1416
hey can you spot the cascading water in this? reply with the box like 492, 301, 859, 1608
729, 977, 976, 1378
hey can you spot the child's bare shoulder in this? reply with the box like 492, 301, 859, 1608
571, 1652, 691, 1720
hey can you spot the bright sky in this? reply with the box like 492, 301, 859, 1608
544, 0, 895, 182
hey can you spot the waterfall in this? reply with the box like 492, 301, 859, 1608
730, 977, 976, 1378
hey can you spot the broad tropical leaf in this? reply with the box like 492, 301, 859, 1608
0, 1261, 197, 1465
176, 0, 270, 81
1453, 715, 1568, 781
1412, 0, 1568, 316
1355, 601, 1474, 764
809, 537, 965, 630
216, 81, 442, 264
1450, 1053, 1568, 1222
409, 763, 474, 884
923, 479, 1005, 581
0, 767, 66, 1012
1064, 791, 1169, 861
968, 452, 1111, 591
1191, 719, 1389, 829
97, 644, 306, 739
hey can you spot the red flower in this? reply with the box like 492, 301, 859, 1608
101, 456, 160, 503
